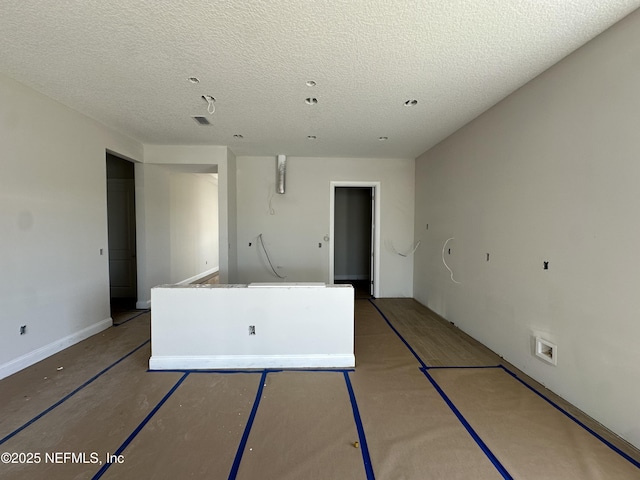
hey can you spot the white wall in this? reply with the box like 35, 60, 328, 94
0, 73, 142, 378
413, 9, 640, 449
236, 156, 414, 297
169, 173, 218, 282
139, 145, 238, 286
136, 164, 219, 306
223, 148, 238, 283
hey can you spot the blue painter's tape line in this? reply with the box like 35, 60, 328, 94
262, 368, 353, 374
367, 298, 427, 369
425, 365, 502, 370
147, 368, 354, 374
228, 370, 269, 480
344, 371, 375, 480
0, 338, 151, 446
420, 368, 512, 479
113, 309, 150, 327
499, 365, 640, 469
92, 372, 189, 479
147, 369, 275, 374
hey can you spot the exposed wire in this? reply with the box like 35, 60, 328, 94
388, 240, 421, 257
203, 95, 216, 114
258, 233, 286, 279
442, 237, 461, 284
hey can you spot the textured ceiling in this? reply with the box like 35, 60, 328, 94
1, 1, 638, 159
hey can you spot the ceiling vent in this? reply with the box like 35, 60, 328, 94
192, 116, 211, 126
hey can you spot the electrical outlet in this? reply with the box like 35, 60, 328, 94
535, 337, 557, 365
20, 325, 26, 335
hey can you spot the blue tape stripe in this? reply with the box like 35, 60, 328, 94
369, 299, 511, 477
0, 338, 150, 446
425, 365, 502, 370
421, 368, 512, 479
147, 369, 276, 374
113, 309, 149, 327
228, 370, 269, 480
367, 299, 427, 369
499, 366, 640, 469
147, 368, 354, 374
344, 371, 375, 480
92, 372, 189, 479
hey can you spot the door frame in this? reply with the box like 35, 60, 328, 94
329, 181, 380, 298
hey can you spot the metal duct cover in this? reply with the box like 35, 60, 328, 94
276, 154, 286, 194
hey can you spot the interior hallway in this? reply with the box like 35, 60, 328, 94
0, 299, 638, 479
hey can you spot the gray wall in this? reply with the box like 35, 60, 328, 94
236, 156, 414, 297
0, 72, 142, 377
413, 9, 640, 449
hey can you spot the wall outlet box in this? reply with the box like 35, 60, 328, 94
535, 337, 557, 365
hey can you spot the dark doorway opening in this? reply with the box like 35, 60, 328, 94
334, 187, 374, 299
106, 153, 138, 320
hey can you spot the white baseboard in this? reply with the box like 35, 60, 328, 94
334, 274, 369, 281
149, 354, 355, 370
0, 317, 113, 380
176, 266, 220, 286
136, 300, 151, 309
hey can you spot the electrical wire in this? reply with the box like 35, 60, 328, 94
442, 237, 461, 284
204, 96, 216, 114
388, 240, 421, 257
258, 233, 286, 279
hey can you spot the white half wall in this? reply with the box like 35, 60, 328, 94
0, 73, 142, 378
150, 283, 354, 369
413, 10, 640, 449
236, 156, 415, 298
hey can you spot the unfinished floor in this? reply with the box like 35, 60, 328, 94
1, 299, 638, 479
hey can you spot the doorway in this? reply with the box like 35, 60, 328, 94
106, 153, 138, 317
329, 182, 380, 298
